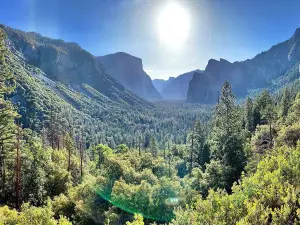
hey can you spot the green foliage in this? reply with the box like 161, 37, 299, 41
126, 214, 144, 225
0, 202, 72, 225
172, 144, 300, 225
280, 87, 291, 118
115, 144, 129, 154
244, 97, 254, 132
277, 122, 300, 147
0, 29, 15, 95
190, 120, 209, 170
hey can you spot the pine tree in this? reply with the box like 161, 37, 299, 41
280, 87, 291, 118
193, 120, 208, 169
15, 123, 21, 209
188, 120, 208, 174
212, 81, 240, 146
46, 107, 64, 150
149, 136, 157, 158
254, 89, 273, 125
189, 129, 194, 176
244, 97, 254, 132
210, 81, 245, 191
64, 133, 74, 172
262, 95, 276, 146
79, 134, 84, 178
168, 143, 172, 178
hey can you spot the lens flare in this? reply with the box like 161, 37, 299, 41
95, 188, 177, 222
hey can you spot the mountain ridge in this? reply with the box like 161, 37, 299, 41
152, 77, 175, 93
157, 70, 202, 99
187, 28, 300, 103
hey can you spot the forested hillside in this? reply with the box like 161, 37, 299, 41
1, 24, 300, 225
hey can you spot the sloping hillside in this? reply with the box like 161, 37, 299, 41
1, 25, 152, 106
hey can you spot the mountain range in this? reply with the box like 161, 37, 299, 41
152, 77, 175, 93
153, 70, 202, 100
2, 23, 300, 109
187, 28, 300, 103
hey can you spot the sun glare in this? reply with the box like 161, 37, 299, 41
157, 2, 190, 50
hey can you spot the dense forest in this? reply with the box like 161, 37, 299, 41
1, 25, 300, 225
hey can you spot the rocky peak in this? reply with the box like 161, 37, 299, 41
294, 28, 300, 39
205, 58, 232, 71
101, 52, 144, 71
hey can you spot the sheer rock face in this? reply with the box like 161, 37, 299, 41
187, 72, 216, 104
187, 28, 300, 103
0, 24, 154, 106
97, 52, 162, 101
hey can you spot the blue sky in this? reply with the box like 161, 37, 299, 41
1, 0, 300, 79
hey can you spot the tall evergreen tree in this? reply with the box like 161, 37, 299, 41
188, 129, 194, 176
210, 81, 246, 191
193, 120, 208, 168
262, 95, 276, 146
188, 120, 209, 174
212, 81, 240, 146
244, 97, 254, 132
280, 87, 291, 118
149, 136, 157, 158
64, 133, 74, 172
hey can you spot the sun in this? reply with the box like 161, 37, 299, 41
157, 2, 190, 50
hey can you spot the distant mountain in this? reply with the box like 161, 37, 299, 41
187, 28, 300, 103
160, 70, 202, 99
152, 77, 175, 93
97, 52, 162, 101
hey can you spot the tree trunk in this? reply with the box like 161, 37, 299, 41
138, 137, 141, 156
15, 124, 21, 209
80, 135, 84, 178
168, 143, 171, 177
269, 120, 273, 148
189, 133, 194, 176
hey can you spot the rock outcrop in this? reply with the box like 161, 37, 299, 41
97, 52, 162, 101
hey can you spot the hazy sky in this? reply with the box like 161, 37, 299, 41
1, 0, 300, 79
